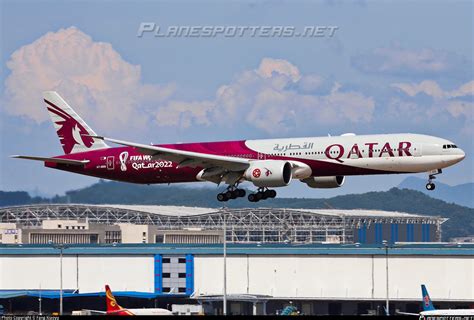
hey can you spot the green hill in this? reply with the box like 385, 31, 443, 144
1, 180, 472, 241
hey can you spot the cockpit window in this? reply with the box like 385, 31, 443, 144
443, 144, 458, 149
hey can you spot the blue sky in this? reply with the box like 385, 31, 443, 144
1, 0, 472, 197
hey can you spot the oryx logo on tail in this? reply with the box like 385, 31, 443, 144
43, 92, 108, 154
45, 99, 94, 154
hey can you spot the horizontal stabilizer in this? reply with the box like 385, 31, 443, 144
11, 155, 89, 166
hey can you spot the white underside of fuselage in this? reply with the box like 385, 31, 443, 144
126, 308, 173, 315
421, 309, 474, 316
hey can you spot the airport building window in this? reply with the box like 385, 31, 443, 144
163, 258, 171, 263
328, 302, 342, 315
163, 273, 170, 278
90, 234, 98, 243
178, 287, 186, 293
178, 258, 186, 263
178, 273, 186, 278
162, 287, 171, 293
105, 231, 122, 244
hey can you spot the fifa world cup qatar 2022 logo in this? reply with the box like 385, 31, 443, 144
119, 151, 129, 171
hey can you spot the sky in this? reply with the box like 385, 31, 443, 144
0, 0, 472, 197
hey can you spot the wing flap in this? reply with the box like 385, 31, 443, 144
11, 155, 89, 166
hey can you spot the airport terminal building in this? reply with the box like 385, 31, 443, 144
0, 204, 472, 315
0, 204, 446, 245
0, 243, 473, 315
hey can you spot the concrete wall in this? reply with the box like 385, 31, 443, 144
117, 224, 153, 243
193, 255, 474, 301
0, 255, 154, 293
0, 254, 472, 301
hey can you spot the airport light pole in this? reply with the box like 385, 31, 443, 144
38, 284, 42, 315
222, 208, 227, 316
382, 240, 389, 316
50, 241, 68, 315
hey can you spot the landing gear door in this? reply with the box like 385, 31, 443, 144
106, 156, 115, 170
413, 144, 422, 157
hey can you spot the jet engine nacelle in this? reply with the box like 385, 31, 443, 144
244, 160, 292, 187
302, 176, 345, 188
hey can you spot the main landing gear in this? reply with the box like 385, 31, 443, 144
426, 169, 442, 191
248, 188, 277, 202
217, 185, 277, 202
217, 186, 246, 202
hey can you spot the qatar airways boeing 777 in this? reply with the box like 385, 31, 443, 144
13, 92, 465, 202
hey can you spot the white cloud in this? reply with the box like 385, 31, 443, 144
155, 100, 214, 128
5, 28, 373, 136
154, 58, 375, 134
256, 57, 301, 82
297, 74, 326, 92
4, 27, 175, 132
389, 80, 473, 134
391, 80, 445, 98
351, 45, 470, 78
392, 80, 474, 99
450, 80, 474, 98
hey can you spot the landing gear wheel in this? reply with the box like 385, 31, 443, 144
264, 189, 276, 199
425, 183, 435, 191
238, 189, 246, 198
230, 190, 239, 199
248, 193, 257, 202
263, 190, 273, 199
217, 193, 228, 202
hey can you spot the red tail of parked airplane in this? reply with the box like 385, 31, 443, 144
105, 285, 132, 315
104, 285, 172, 316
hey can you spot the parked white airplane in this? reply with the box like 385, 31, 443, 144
398, 285, 474, 317
14, 92, 466, 202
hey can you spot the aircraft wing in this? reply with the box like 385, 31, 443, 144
92, 136, 250, 172
395, 311, 419, 316
11, 155, 89, 166
79, 309, 107, 315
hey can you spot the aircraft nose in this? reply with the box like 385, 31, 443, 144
458, 148, 466, 161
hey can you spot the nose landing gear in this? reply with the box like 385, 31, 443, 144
425, 169, 442, 191
426, 181, 435, 191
